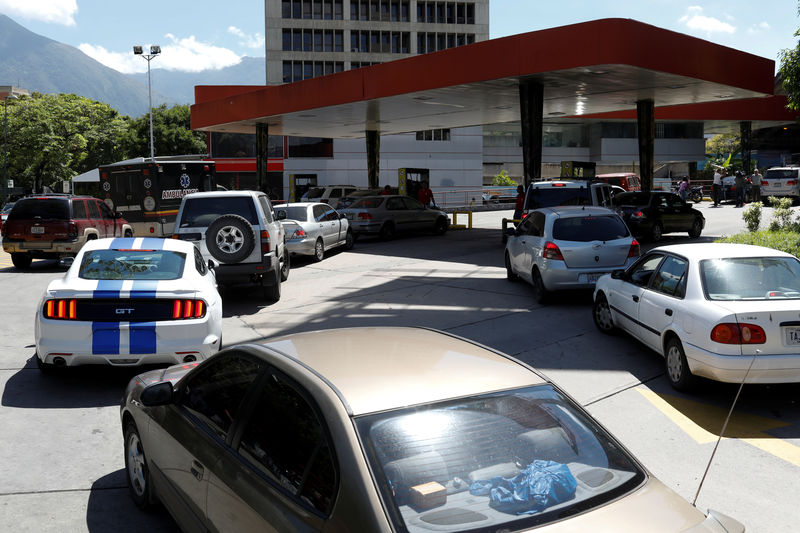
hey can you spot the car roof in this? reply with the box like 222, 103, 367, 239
537, 206, 617, 217
596, 173, 637, 178
528, 180, 607, 188
259, 327, 545, 416
651, 242, 795, 260
278, 202, 316, 208
183, 190, 263, 199
81, 236, 196, 254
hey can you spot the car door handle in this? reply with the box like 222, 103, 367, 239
665, 308, 673, 316
632, 295, 639, 302
191, 461, 204, 481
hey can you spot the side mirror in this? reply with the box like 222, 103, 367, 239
611, 269, 626, 280
115, 211, 123, 219
140, 381, 174, 406
207, 259, 216, 271
505, 227, 516, 237
340, 212, 347, 219
59, 256, 74, 269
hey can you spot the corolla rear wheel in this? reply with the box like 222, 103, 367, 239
531, 267, 549, 304
592, 293, 616, 334
650, 222, 663, 242
124, 422, 153, 509
313, 238, 324, 262
665, 337, 696, 391
688, 218, 702, 239
505, 252, 518, 281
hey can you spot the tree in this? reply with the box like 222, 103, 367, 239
5, 93, 127, 192
122, 104, 207, 159
778, 3, 800, 110
492, 169, 517, 186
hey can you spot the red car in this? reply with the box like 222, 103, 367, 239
2, 194, 133, 269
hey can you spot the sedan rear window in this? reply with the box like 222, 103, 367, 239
179, 197, 259, 227
553, 215, 630, 242
79, 250, 187, 280
613, 192, 650, 205
764, 169, 799, 180
356, 385, 645, 532
275, 206, 309, 222
8, 199, 69, 220
350, 197, 384, 209
701, 257, 800, 300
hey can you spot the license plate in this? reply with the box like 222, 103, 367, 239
785, 327, 800, 345
583, 273, 604, 284
773, 182, 781, 187
31, 226, 45, 234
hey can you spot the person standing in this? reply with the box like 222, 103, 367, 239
417, 181, 434, 207
513, 185, 525, 220
678, 176, 689, 202
712, 168, 722, 207
380, 185, 392, 195
734, 170, 745, 207
751, 168, 762, 203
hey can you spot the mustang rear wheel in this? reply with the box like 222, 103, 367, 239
124, 422, 154, 509
665, 337, 696, 391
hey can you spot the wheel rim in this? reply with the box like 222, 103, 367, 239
532, 270, 543, 298
216, 226, 244, 253
315, 240, 324, 260
126, 433, 147, 497
666, 345, 683, 383
595, 298, 614, 330
505, 254, 514, 276
693, 220, 701, 235
653, 224, 662, 240
346, 232, 353, 248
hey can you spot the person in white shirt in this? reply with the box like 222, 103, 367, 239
712, 169, 723, 207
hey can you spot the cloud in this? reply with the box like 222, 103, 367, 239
79, 34, 242, 74
747, 21, 771, 35
679, 6, 736, 35
228, 26, 265, 49
0, 0, 77, 25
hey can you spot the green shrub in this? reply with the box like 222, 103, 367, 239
492, 170, 517, 186
767, 196, 795, 231
742, 202, 762, 232
716, 230, 800, 257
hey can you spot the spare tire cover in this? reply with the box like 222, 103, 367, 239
205, 214, 256, 264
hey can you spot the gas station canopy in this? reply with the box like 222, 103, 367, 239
190, 18, 781, 137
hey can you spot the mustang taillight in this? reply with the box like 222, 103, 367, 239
711, 323, 766, 345
260, 230, 271, 254
44, 299, 78, 320
172, 299, 206, 319
628, 239, 640, 258
542, 241, 564, 260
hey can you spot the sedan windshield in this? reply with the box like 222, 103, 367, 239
553, 215, 630, 242
701, 256, 800, 300
79, 250, 187, 280
356, 385, 645, 532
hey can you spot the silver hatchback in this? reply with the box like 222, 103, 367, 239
505, 206, 640, 303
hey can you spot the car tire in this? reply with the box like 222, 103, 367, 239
650, 222, 663, 242
665, 336, 696, 391
124, 421, 154, 510
206, 214, 256, 264
11, 252, 32, 270
262, 267, 281, 302
505, 252, 518, 281
688, 218, 702, 239
690, 190, 702, 203
379, 222, 395, 240
433, 217, 448, 235
280, 251, 290, 282
313, 238, 325, 262
531, 267, 549, 304
592, 292, 616, 334
344, 230, 354, 250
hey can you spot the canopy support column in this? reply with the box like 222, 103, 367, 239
519, 80, 543, 187
256, 122, 268, 192
637, 99, 654, 193
740, 121, 752, 174
367, 130, 380, 189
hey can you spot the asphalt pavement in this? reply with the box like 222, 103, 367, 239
0, 200, 798, 532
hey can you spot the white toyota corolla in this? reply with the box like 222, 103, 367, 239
593, 242, 800, 390
35, 237, 222, 371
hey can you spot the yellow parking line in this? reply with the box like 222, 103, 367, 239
636, 387, 800, 467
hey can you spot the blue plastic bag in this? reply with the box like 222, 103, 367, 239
469, 460, 578, 515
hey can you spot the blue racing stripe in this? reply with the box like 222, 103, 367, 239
94, 280, 124, 299
130, 280, 160, 299
92, 322, 120, 354
130, 323, 157, 354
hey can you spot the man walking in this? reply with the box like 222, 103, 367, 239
712, 168, 722, 207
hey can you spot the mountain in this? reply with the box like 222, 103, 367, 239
0, 14, 164, 116
127, 57, 266, 106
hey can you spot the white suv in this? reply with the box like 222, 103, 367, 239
172, 191, 288, 301
761, 167, 800, 203
301, 185, 367, 209
523, 179, 614, 213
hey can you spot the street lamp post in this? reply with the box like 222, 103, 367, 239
133, 45, 161, 161
2, 93, 18, 204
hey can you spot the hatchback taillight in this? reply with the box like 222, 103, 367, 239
711, 323, 766, 344
543, 241, 564, 260
172, 299, 206, 320
44, 299, 78, 320
260, 230, 270, 254
628, 239, 640, 258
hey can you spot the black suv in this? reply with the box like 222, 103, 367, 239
2, 194, 133, 269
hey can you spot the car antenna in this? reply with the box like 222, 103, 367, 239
692, 351, 758, 507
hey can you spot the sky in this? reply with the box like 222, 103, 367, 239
0, 0, 797, 74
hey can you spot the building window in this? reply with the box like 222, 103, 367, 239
416, 128, 451, 141
283, 61, 345, 82
281, 29, 343, 52
352, 0, 408, 21
283, 0, 343, 19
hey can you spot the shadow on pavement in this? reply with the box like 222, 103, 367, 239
87, 470, 177, 532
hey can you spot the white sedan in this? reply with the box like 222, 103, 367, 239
274, 202, 353, 261
35, 237, 222, 372
592, 242, 800, 390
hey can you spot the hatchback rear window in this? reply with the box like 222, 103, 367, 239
8, 199, 69, 220
356, 385, 645, 532
553, 215, 630, 242
350, 197, 384, 209
179, 197, 259, 227
525, 187, 590, 210
79, 249, 187, 280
